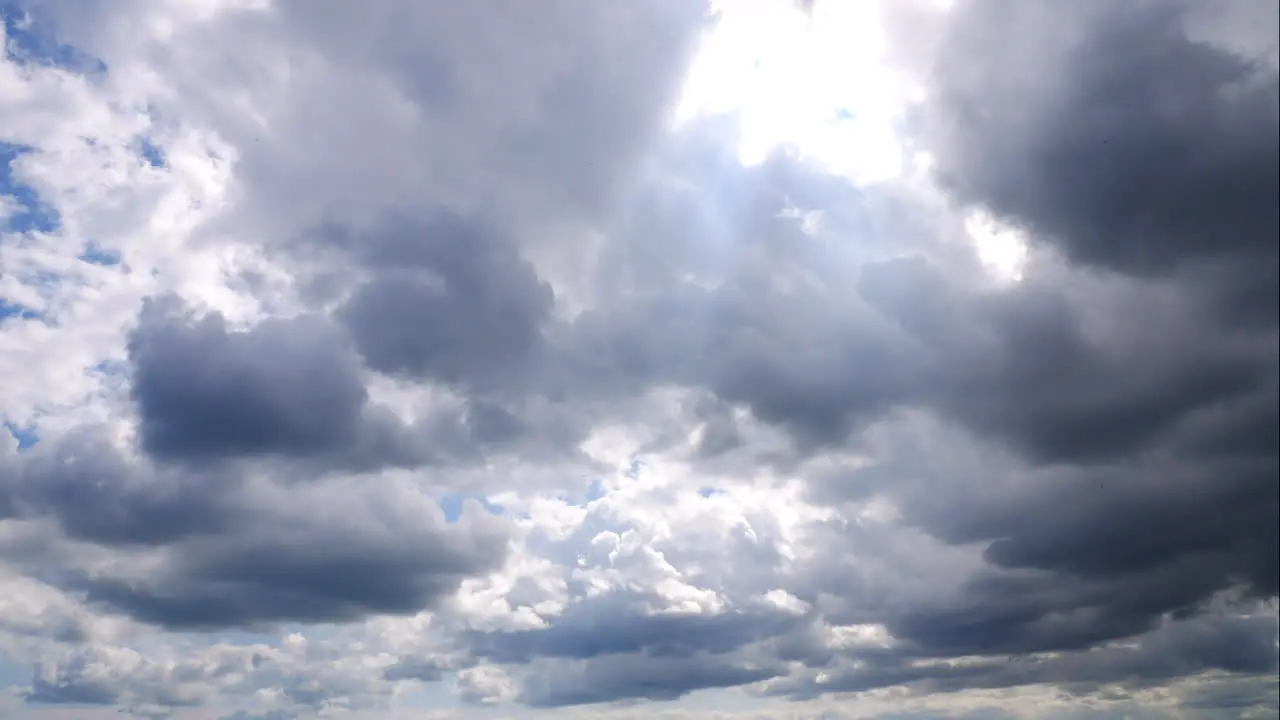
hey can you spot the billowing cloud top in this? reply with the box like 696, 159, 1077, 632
0, 0, 1276, 718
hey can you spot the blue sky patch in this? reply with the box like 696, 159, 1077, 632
0, 142, 60, 233
0, 661, 25, 693
0, 298, 39, 321
4, 421, 38, 450
88, 359, 129, 377
439, 493, 504, 523
79, 241, 121, 266
2, 4, 107, 74
137, 137, 166, 168
623, 456, 646, 479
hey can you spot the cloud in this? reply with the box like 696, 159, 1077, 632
324, 213, 556, 395
520, 652, 784, 708
73, 491, 508, 629
764, 610, 1278, 701
0, 0, 1275, 717
4, 430, 510, 627
128, 296, 375, 462
928, 0, 1278, 272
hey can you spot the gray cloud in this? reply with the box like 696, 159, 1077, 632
800, 402, 1277, 657
129, 296, 374, 462
4, 430, 510, 628
769, 611, 1278, 701
520, 653, 784, 708
321, 213, 555, 395
72, 480, 509, 629
927, 0, 1278, 277
463, 596, 805, 665
8, 428, 239, 547
862, 260, 1271, 463
27, 644, 211, 709
125, 292, 578, 473
799, 0, 1279, 672
1, 0, 1276, 714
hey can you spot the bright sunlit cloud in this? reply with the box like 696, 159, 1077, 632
677, 0, 1026, 283
965, 210, 1029, 282
676, 0, 915, 184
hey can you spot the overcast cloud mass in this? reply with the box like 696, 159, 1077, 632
0, 0, 1277, 718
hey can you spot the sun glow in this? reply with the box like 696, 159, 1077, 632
965, 210, 1030, 283
676, 0, 916, 184
677, 0, 1027, 282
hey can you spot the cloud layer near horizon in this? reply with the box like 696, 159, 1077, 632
1, 0, 1276, 718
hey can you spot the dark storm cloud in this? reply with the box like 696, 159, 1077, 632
856, 257, 1273, 464
287, 212, 593, 466
125, 292, 561, 471
76, 510, 507, 629
5, 427, 237, 546
971, 459, 1277, 594
885, 563, 1262, 658
463, 595, 805, 664
68, 484, 508, 629
813, 400, 1276, 659
822, 0, 1280, 665
322, 213, 555, 395
2, 427, 510, 628
771, 612, 1278, 701
128, 296, 372, 462
519, 653, 784, 708
927, 0, 1278, 276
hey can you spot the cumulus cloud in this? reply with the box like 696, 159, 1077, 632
0, 0, 1276, 717
127, 297, 377, 463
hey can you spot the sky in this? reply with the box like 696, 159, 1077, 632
0, 0, 1277, 718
